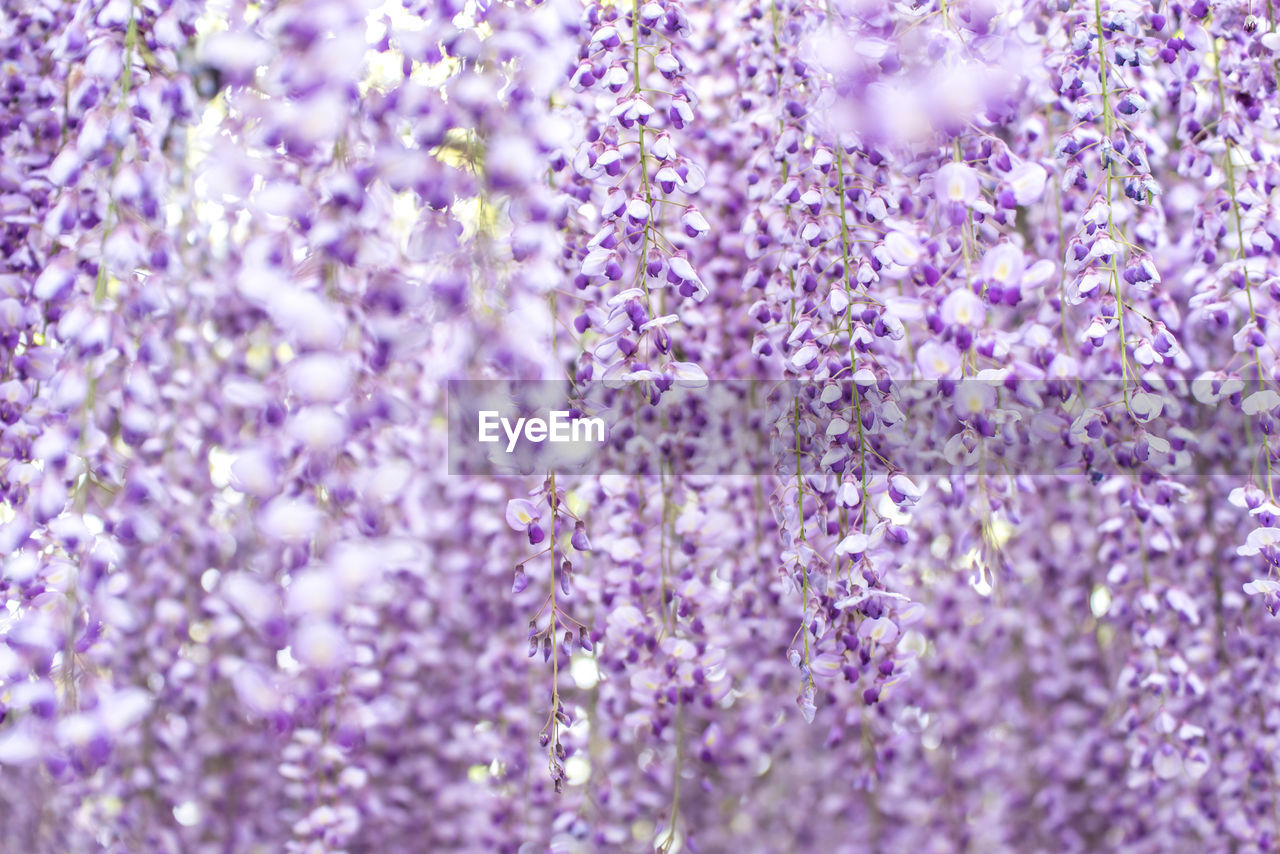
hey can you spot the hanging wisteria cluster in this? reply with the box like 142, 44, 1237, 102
6, 0, 1280, 850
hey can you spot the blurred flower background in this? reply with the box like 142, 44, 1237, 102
5, 0, 1280, 851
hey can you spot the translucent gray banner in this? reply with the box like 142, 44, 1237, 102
446, 378, 1280, 476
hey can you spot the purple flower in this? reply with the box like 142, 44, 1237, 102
935, 162, 980, 205
506, 498, 540, 531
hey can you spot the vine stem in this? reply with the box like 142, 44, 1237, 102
657, 694, 683, 853
793, 394, 812, 682
1093, 0, 1133, 411
658, 466, 682, 852
65, 0, 142, 712
1212, 34, 1274, 498
632, 0, 656, 314
547, 471, 561, 760
836, 148, 869, 536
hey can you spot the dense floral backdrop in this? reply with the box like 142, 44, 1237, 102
4, 0, 1280, 851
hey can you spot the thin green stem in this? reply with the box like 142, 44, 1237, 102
547, 472, 561, 774
836, 150, 868, 533
793, 393, 812, 680
633, 0, 654, 308
1094, 0, 1132, 409
1213, 35, 1274, 496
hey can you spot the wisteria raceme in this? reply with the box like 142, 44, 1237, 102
7, 0, 1280, 851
